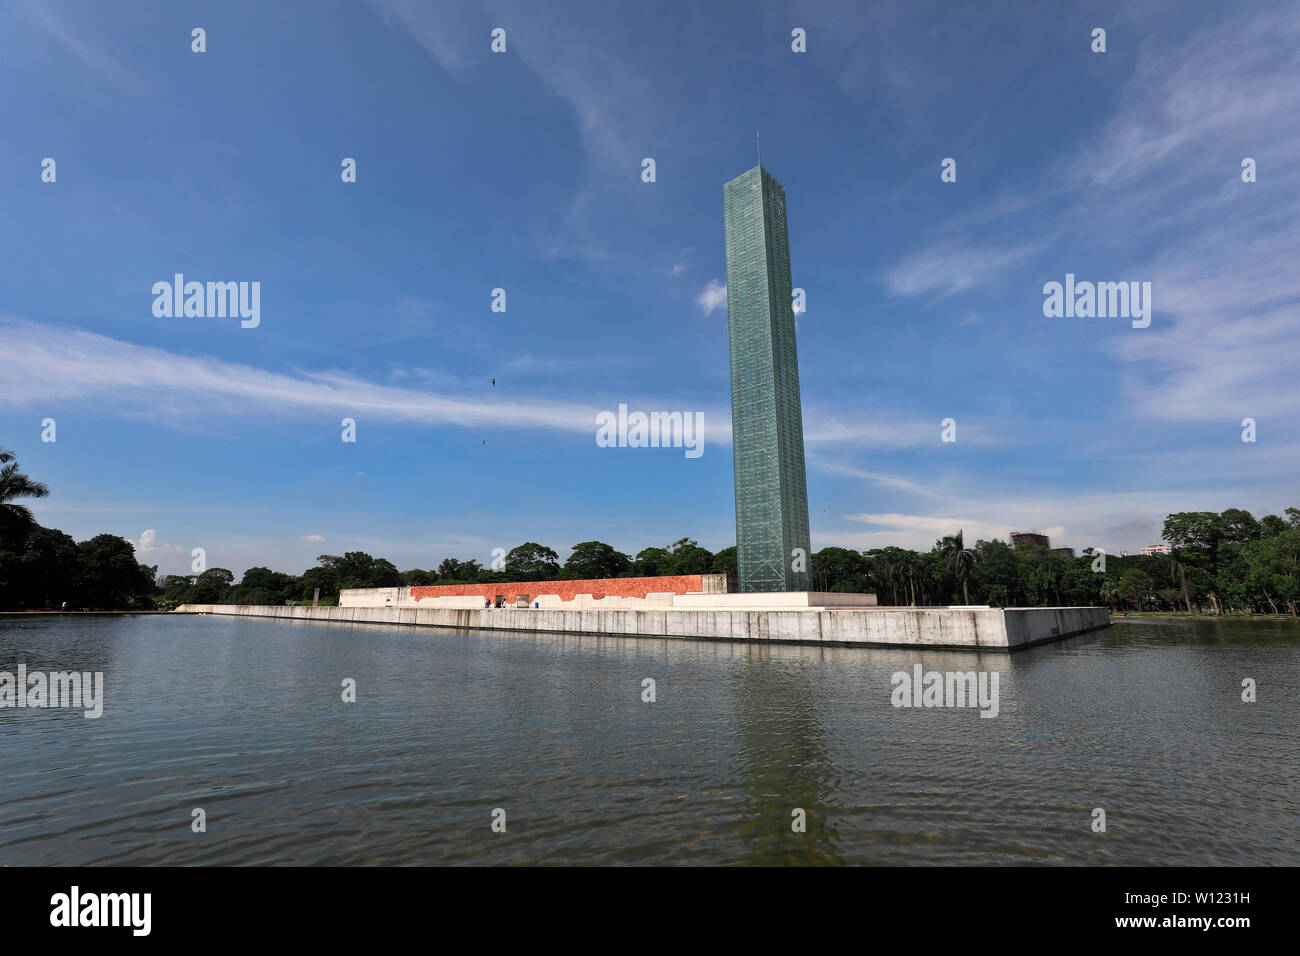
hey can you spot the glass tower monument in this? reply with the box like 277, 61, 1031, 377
723, 165, 813, 592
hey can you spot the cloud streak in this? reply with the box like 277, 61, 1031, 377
0, 318, 730, 441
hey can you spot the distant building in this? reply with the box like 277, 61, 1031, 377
1011, 531, 1051, 551
1011, 532, 1075, 558
1141, 543, 1172, 556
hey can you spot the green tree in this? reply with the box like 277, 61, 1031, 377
1219, 508, 1261, 544
1099, 578, 1122, 611
435, 557, 482, 582
317, 552, 401, 589
1162, 512, 1224, 567
865, 547, 924, 605
632, 547, 670, 577
229, 566, 295, 605
401, 568, 437, 586
877, 557, 901, 605
665, 537, 714, 575
299, 564, 339, 602
0, 525, 78, 610
1061, 560, 1099, 607
157, 574, 196, 608
75, 533, 158, 609
1260, 514, 1289, 537
1240, 530, 1300, 615
1118, 568, 1154, 611
811, 547, 868, 592
971, 539, 1020, 605
504, 542, 559, 581
0, 447, 50, 546
563, 541, 631, 579
188, 567, 235, 604
710, 546, 737, 578
1168, 556, 1194, 613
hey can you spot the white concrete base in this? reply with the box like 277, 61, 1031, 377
174, 603, 1109, 651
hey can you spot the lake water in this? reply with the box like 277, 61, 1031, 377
1, 613, 1296, 865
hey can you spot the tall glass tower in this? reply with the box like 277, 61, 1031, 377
723, 165, 813, 592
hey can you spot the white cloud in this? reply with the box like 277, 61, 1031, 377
299, 534, 325, 543
131, 528, 184, 556
696, 279, 727, 315
0, 318, 600, 434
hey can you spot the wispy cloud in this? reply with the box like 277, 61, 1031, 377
366, 0, 483, 70
670, 247, 694, 276
843, 511, 1024, 545
368, 0, 688, 265
883, 5, 1300, 432
886, 240, 1043, 299
1091, 8, 1300, 426
803, 414, 997, 448
23, 1, 144, 94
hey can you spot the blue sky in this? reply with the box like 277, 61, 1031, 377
1, 0, 1297, 576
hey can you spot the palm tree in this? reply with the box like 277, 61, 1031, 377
901, 552, 918, 605
0, 447, 49, 543
941, 529, 978, 605
875, 558, 900, 605
1169, 555, 1193, 613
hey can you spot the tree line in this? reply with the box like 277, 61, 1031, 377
3, 447, 1297, 614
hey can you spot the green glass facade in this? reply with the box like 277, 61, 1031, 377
723, 165, 812, 592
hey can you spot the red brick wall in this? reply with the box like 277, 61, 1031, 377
410, 575, 706, 604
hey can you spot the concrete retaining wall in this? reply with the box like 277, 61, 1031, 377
174, 603, 1109, 651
